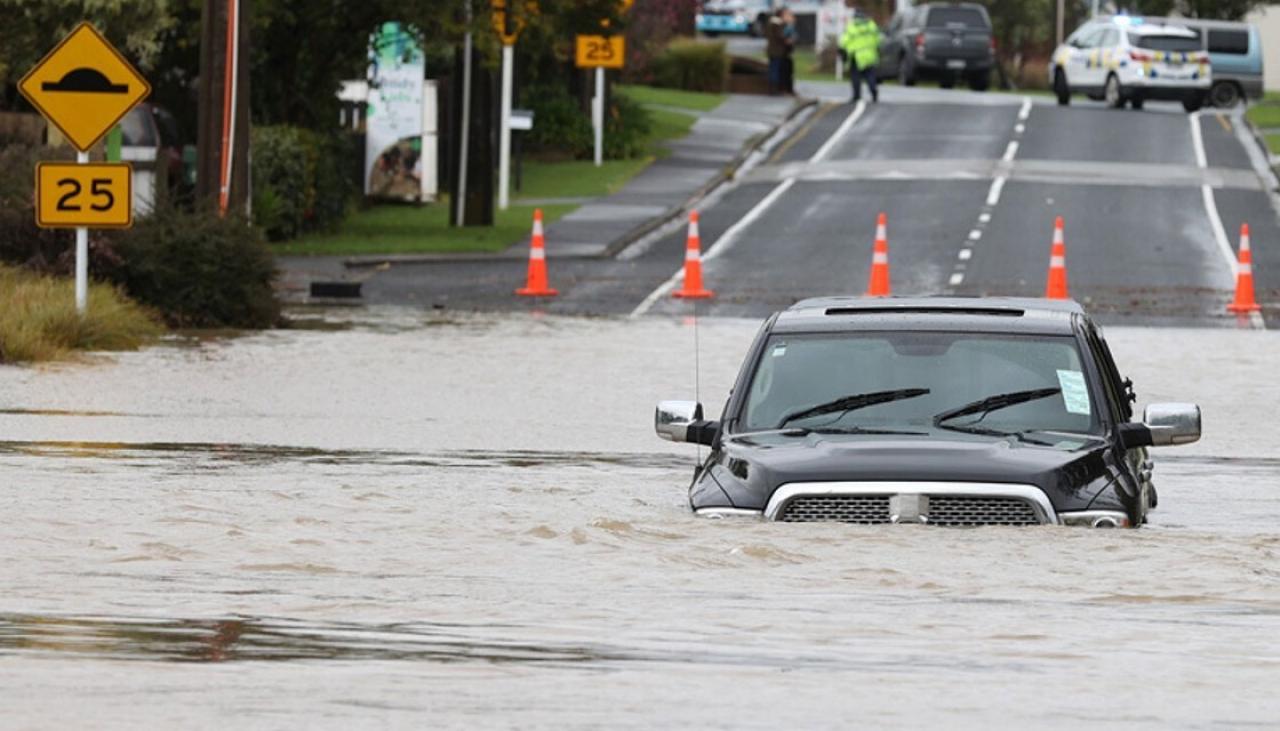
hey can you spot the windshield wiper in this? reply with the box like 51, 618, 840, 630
932, 387, 1062, 426
776, 388, 930, 429
934, 422, 1057, 446
780, 425, 928, 437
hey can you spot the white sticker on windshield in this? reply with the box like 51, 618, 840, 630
772, 344, 786, 357
1056, 369, 1091, 415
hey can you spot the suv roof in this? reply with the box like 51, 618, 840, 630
773, 296, 1083, 336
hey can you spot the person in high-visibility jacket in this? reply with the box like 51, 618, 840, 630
840, 4, 882, 104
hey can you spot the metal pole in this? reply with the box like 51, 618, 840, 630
75, 150, 88, 314
593, 66, 604, 167
1056, 0, 1065, 47
1091, 0, 1100, 18
498, 43, 513, 211
455, 28, 473, 223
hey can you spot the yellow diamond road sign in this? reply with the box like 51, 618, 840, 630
18, 22, 151, 153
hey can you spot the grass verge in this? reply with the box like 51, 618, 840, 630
275, 201, 577, 256
285, 85, 727, 257
1246, 102, 1280, 130
0, 265, 162, 364
1265, 134, 1280, 155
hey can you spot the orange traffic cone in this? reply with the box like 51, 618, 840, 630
865, 212, 891, 296
1045, 216, 1069, 300
516, 208, 558, 297
673, 211, 714, 299
1228, 222, 1261, 313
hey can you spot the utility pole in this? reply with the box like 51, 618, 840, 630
196, 0, 251, 213
1056, 0, 1065, 46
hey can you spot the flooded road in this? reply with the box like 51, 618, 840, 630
1, 310, 1278, 729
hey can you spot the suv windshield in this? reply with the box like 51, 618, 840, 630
741, 332, 1098, 435
927, 8, 987, 28
1132, 33, 1201, 52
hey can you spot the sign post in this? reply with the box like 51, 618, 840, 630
18, 22, 149, 315
492, 1, 536, 211
574, 34, 625, 168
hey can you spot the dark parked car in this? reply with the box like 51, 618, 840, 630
878, 2, 996, 91
655, 298, 1201, 528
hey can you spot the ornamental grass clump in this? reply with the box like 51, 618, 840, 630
0, 265, 161, 364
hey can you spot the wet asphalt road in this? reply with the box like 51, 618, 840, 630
321, 85, 1279, 327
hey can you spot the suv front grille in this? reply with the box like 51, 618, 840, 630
774, 493, 1045, 526
926, 496, 1041, 526
777, 495, 892, 524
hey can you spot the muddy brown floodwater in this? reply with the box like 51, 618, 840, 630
0, 309, 1278, 729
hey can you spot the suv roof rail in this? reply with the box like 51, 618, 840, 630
823, 306, 1024, 317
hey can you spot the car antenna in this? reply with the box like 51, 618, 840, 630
693, 301, 703, 462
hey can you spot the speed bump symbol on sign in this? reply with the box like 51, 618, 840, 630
575, 35, 625, 69
35, 162, 133, 229
18, 23, 151, 152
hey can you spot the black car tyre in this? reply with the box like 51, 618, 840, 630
899, 55, 916, 86
1183, 96, 1204, 112
1210, 81, 1242, 108
1054, 68, 1070, 106
969, 70, 990, 92
1105, 74, 1125, 108
940, 75, 955, 89
1130, 95, 1145, 111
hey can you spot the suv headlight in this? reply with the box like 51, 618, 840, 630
1059, 510, 1130, 528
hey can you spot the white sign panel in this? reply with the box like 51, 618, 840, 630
365, 22, 425, 201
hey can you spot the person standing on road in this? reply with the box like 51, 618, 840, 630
780, 8, 797, 95
766, 9, 787, 95
840, 3, 881, 104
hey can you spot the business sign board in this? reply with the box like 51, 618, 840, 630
365, 22, 425, 201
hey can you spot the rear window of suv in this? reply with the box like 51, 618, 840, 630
926, 8, 987, 29
1132, 33, 1201, 53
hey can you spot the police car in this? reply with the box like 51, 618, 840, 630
1050, 16, 1211, 112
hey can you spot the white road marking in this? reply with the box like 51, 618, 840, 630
1002, 141, 1020, 162
968, 229, 982, 241
629, 179, 796, 318
809, 101, 867, 164
979, 212, 991, 223
985, 176, 1006, 206
1018, 97, 1032, 121
1015, 123, 1026, 134
958, 248, 972, 261
949, 272, 965, 286
1190, 112, 1263, 329
632, 102, 872, 317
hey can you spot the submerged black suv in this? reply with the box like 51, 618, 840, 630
655, 298, 1201, 528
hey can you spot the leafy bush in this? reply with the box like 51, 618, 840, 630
108, 204, 281, 328
0, 264, 161, 364
525, 84, 651, 160
649, 39, 729, 93
251, 126, 355, 241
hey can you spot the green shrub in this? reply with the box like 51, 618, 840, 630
0, 264, 161, 364
649, 39, 729, 93
251, 126, 355, 241
525, 84, 651, 160
109, 204, 281, 328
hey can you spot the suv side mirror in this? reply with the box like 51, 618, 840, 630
1119, 403, 1202, 448
655, 401, 718, 445
1145, 403, 1201, 446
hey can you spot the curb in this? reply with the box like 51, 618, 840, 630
1243, 118, 1280, 190
342, 96, 818, 270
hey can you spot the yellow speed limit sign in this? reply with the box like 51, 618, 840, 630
575, 35, 625, 69
35, 162, 133, 229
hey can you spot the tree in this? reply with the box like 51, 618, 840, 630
0, 0, 173, 109
1127, 0, 1264, 19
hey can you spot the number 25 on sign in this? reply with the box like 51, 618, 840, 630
36, 162, 133, 228
575, 35, 625, 69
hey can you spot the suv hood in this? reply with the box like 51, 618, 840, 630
700, 431, 1116, 511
